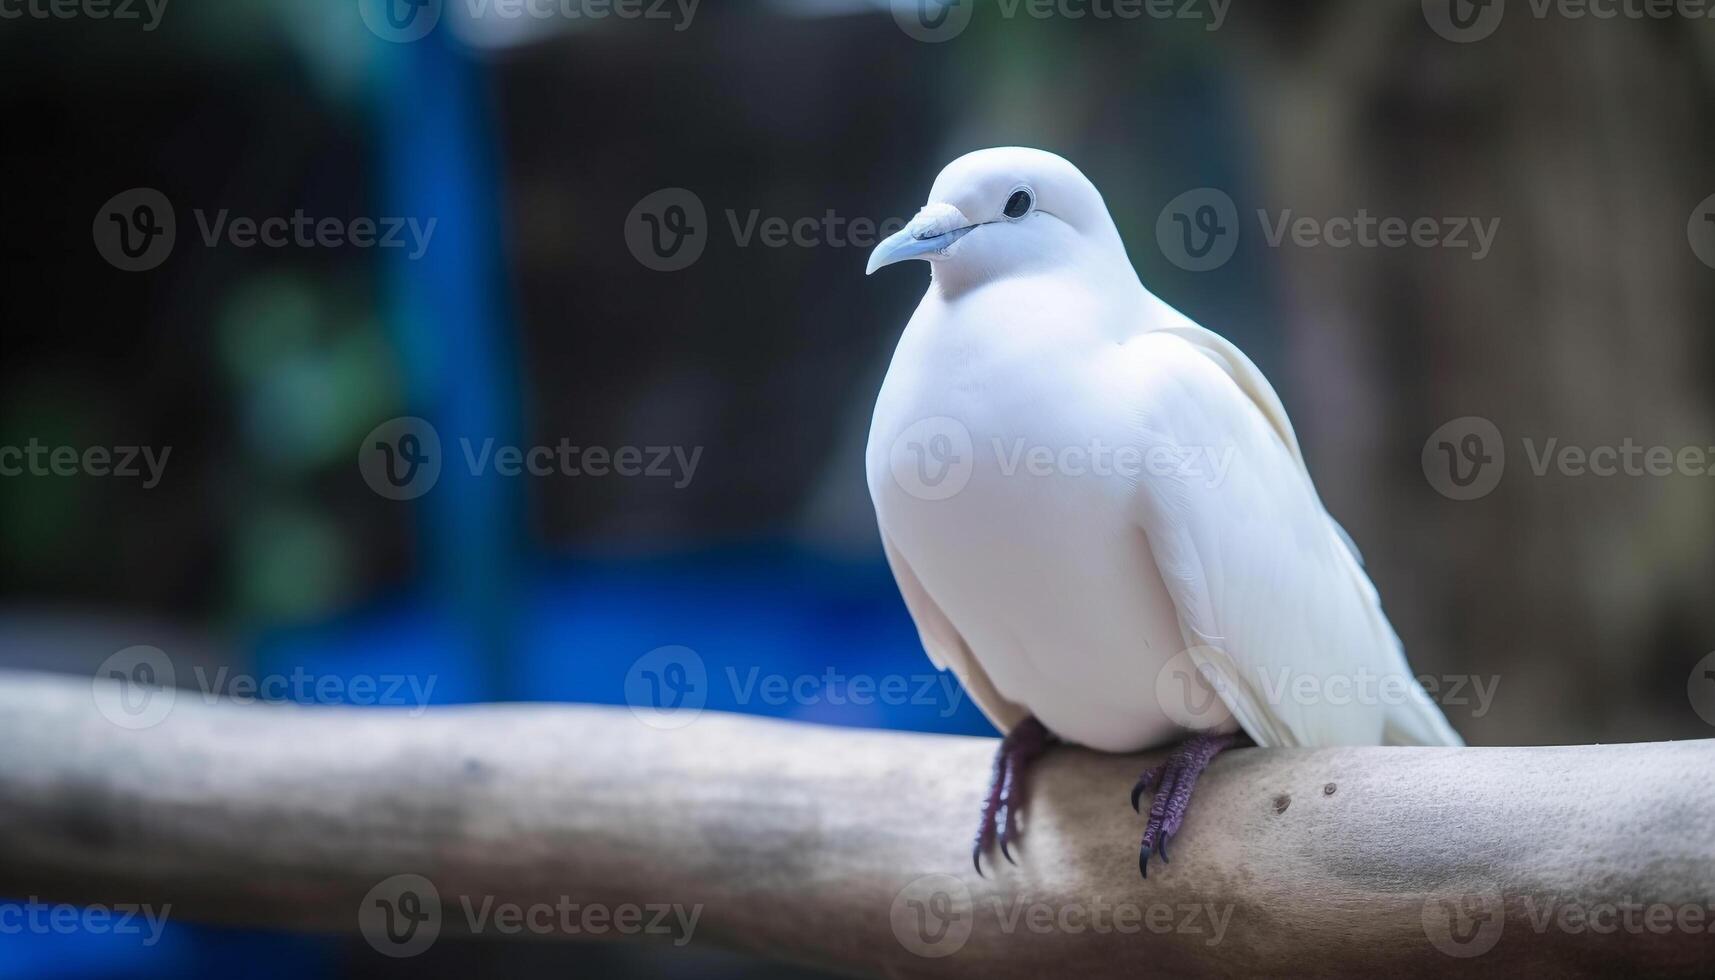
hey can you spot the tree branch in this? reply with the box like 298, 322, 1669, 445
0, 669, 1711, 976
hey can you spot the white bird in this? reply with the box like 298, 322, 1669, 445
864, 147, 1462, 878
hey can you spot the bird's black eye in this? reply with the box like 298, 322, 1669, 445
1003, 189, 1033, 219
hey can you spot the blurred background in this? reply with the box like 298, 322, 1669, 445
2, 0, 1713, 975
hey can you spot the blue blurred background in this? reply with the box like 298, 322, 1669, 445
3, 0, 1714, 975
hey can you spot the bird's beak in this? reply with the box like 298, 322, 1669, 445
866, 203, 978, 276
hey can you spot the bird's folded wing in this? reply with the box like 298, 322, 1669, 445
1122, 331, 1461, 749
1150, 321, 1379, 572
878, 532, 1029, 735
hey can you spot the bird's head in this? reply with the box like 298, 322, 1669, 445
865, 147, 1128, 291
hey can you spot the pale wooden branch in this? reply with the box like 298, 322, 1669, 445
0, 669, 1711, 977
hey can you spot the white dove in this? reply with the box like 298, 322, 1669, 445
864, 147, 1463, 878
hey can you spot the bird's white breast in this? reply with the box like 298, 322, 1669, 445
867, 277, 1191, 752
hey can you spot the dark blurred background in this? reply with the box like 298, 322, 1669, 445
3, 0, 1713, 975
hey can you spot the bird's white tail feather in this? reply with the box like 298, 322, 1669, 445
1373, 611, 1465, 747
1332, 520, 1465, 748
1384, 693, 1466, 746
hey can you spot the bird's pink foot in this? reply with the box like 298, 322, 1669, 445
972, 716, 1052, 876
1131, 732, 1240, 878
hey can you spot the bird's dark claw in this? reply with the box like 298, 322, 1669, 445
1130, 733, 1241, 880
970, 716, 1050, 877
1131, 763, 1164, 813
